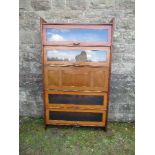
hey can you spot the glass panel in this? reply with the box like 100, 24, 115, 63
46, 28, 108, 42
49, 111, 102, 122
48, 94, 104, 105
47, 50, 107, 62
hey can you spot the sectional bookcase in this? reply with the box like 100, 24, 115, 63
40, 18, 114, 130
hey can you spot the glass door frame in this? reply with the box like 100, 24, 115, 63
42, 24, 112, 46
46, 108, 107, 127
45, 90, 108, 110
43, 46, 111, 67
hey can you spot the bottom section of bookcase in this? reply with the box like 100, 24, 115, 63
44, 108, 107, 128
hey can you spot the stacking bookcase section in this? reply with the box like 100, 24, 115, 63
43, 24, 112, 46
44, 66, 109, 92
45, 91, 108, 110
40, 18, 114, 130
46, 109, 107, 127
44, 46, 110, 66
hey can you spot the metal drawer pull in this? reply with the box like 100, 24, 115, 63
73, 42, 80, 45
49, 64, 72, 67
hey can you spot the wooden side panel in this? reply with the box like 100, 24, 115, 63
104, 19, 115, 129
40, 18, 47, 128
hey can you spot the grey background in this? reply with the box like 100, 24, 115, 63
19, 0, 135, 121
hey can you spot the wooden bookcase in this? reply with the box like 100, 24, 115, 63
40, 18, 114, 130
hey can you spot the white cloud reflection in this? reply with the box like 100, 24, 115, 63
48, 34, 65, 41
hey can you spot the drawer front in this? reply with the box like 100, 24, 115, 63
43, 25, 112, 46
43, 46, 110, 67
44, 66, 109, 92
45, 91, 108, 110
46, 109, 106, 127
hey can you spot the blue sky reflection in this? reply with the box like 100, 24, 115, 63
46, 28, 108, 42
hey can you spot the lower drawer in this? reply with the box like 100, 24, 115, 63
45, 90, 108, 110
45, 109, 107, 127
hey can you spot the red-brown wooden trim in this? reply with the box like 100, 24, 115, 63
42, 23, 113, 26
43, 22, 112, 26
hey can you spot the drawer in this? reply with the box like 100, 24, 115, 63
43, 24, 112, 46
43, 46, 110, 67
46, 108, 107, 127
44, 91, 108, 110
44, 66, 109, 92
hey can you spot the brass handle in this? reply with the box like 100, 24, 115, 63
73, 42, 80, 45
49, 64, 72, 67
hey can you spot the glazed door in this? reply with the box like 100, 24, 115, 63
44, 46, 110, 67
46, 109, 106, 127
45, 91, 108, 110
43, 24, 112, 46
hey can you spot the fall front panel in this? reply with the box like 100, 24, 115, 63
44, 67, 109, 91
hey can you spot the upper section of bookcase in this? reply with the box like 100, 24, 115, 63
40, 18, 114, 47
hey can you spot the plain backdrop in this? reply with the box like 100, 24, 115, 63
0, 0, 155, 155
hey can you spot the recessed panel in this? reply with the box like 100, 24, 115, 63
92, 71, 106, 87
47, 70, 59, 86
48, 94, 104, 105
62, 70, 90, 87
46, 28, 108, 42
49, 111, 103, 122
